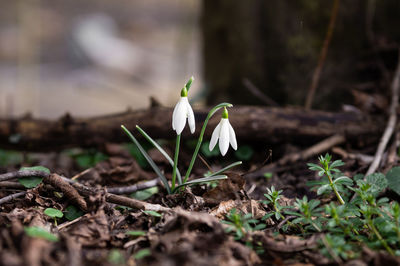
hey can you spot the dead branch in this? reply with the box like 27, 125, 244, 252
0, 191, 26, 205
242, 78, 279, 106
366, 49, 400, 176
0, 170, 50, 182
0, 106, 383, 151
0, 170, 168, 211
106, 178, 159, 194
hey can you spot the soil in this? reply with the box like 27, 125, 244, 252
0, 128, 399, 266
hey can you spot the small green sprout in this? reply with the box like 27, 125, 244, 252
308, 154, 351, 205
44, 208, 63, 226
287, 196, 322, 232
262, 186, 287, 221
222, 208, 266, 240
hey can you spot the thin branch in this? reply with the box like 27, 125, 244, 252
0, 191, 26, 205
0, 170, 168, 211
305, 0, 340, 110
242, 78, 279, 107
0, 170, 50, 182
106, 178, 159, 194
366, 49, 400, 176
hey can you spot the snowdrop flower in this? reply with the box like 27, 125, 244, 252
172, 87, 195, 135
209, 107, 237, 156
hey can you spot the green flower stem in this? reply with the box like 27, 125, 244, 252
184, 102, 232, 183
368, 219, 394, 256
325, 169, 345, 205
171, 134, 181, 191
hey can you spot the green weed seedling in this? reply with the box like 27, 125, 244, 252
44, 208, 63, 226
222, 208, 266, 240
262, 186, 287, 221
121, 77, 242, 194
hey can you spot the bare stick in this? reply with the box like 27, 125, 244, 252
106, 178, 159, 194
0, 170, 167, 211
0, 170, 50, 182
242, 78, 279, 107
0, 181, 25, 189
0, 191, 26, 205
305, 0, 340, 110
365, 49, 400, 176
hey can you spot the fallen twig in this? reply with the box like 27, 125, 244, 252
0, 170, 49, 182
366, 49, 400, 176
276, 215, 296, 231
106, 178, 159, 194
0, 181, 25, 189
242, 78, 279, 107
0, 170, 168, 211
0, 191, 27, 205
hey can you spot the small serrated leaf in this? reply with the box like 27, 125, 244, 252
386, 167, 400, 196
366, 173, 387, 194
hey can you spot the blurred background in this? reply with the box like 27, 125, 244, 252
0, 0, 400, 119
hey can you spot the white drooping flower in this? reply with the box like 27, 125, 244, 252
172, 87, 195, 135
209, 107, 237, 156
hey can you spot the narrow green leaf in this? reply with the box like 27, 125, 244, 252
134, 249, 151, 260
333, 176, 353, 185
205, 161, 242, 177
173, 175, 227, 191
121, 125, 170, 194
142, 210, 162, 217
317, 184, 331, 195
136, 125, 182, 185
130, 187, 158, 201
126, 230, 146, 237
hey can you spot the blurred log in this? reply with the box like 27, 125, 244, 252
0, 106, 382, 150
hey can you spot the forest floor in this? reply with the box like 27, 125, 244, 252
0, 109, 400, 266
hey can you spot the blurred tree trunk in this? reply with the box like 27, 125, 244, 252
202, 0, 400, 109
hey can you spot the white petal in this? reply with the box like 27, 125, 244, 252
172, 99, 181, 130
228, 120, 237, 150
174, 98, 187, 134
209, 121, 221, 151
219, 119, 230, 156
186, 101, 195, 134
